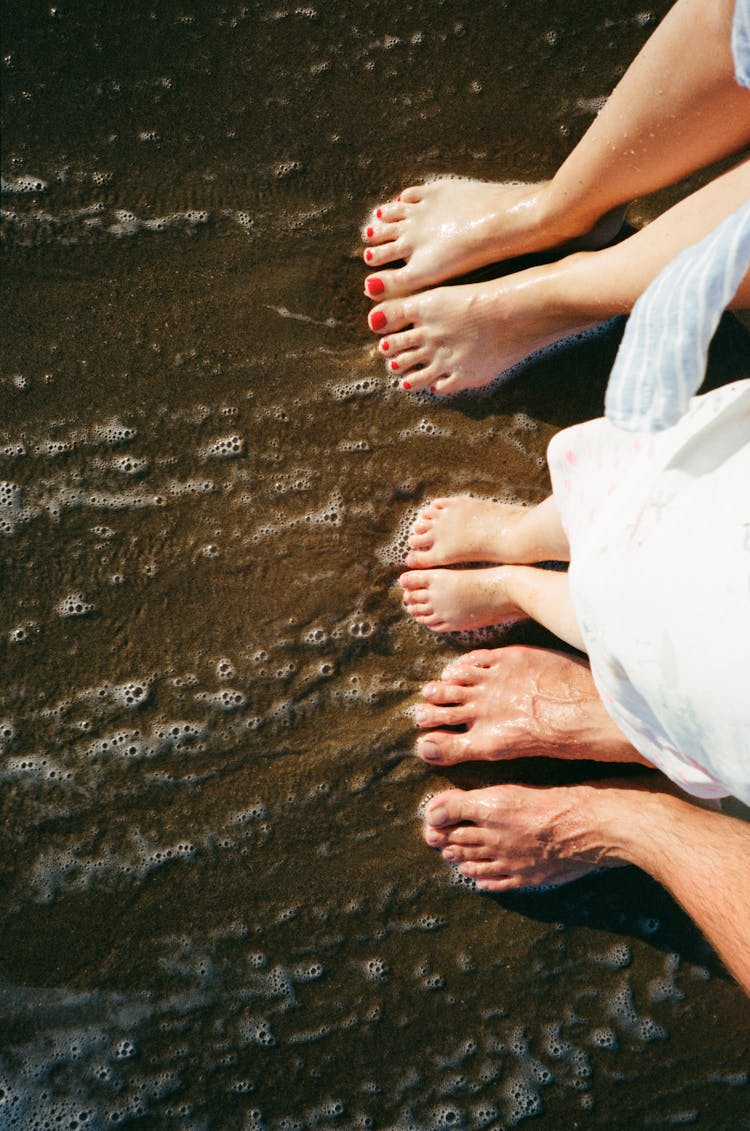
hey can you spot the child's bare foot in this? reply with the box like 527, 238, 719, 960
423, 783, 619, 891
406, 497, 531, 569
362, 177, 624, 300
399, 567, 525, 633
367, 266, 592, 396
414, 646, 647, 766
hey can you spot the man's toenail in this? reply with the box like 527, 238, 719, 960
420, 740, 440, 759
365, 249, 373, 262
427, 805, 447, 826
370, 310, 387, 331
402, 380, 411, 391
443, 848, 455, 862
381, 340, 390, 351
366, 277, 385, 297
366, 226, 374, 237
390, 359, 399, 371
376, 208, 382, 218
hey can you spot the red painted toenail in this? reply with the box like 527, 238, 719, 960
370, 310, 387, 331
402, 380, 411, 391
381, 340, 390, 351
430, 385, 437, 394
366, 226, 374, 237
376, 208, 382, 218
365, 249, 373, 262
390, 359, 399, 371
397, 195, 401, 201
366, 277, 385, 297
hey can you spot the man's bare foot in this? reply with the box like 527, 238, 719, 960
406, 496, 530, 569
399, 566, 525, 633
413, 646, 647, 766
367, 265, 593, 396
362, 177, 625, 301
423, 782, 621, 891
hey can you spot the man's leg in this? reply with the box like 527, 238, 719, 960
423, 778, 750, 994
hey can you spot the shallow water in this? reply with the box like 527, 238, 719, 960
2, 1, 750, 1128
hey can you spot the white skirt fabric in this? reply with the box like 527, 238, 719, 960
547, 379, 750, 803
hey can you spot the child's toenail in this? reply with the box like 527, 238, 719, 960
390, 360, 399, 371
365, 250, 373, 262
376, 208, 382, 218
366, 277, 385, 297
366, 226, 374, 237
381, 340, 390, 351
370, 310, 387, 331
402, 380, 411, 391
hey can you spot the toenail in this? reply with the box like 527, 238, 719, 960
366, 277, 385, 297
419, 740, 440, 759
390, 359, 399, 371
381, 340, 390, 351
430, 385, 437, 394
365, 249, 373, 262
370, 310, 387, 331
402, 380, 411, 391
366, 226, 374, 237
376, 208, 382, 218
443, 848, 455, 862
427, 805, 447, 826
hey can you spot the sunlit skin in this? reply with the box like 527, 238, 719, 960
363, 0, 750, 394
400, 493, 584, 649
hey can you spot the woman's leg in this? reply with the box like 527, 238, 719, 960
364, 0, 750, 301
370, 158, 750, 395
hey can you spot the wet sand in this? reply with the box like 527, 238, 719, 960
2, 0, 750, 1127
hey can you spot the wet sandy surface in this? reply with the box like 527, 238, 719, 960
2, 1, 750, 1127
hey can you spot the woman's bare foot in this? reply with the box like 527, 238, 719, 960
423, 782, 621, 891
413, 646, 648, 766
406, 497, 530, 569
399, 566, 525, 633
362, 177, 624, 300
367, 265, 592, 396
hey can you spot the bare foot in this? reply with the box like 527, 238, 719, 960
423, 783, 619, 891
367, 265, 592, 396
406, 496, 530, 569
399, 567, 525, 633
413, 646, 647, 766
362, 177, 624, 300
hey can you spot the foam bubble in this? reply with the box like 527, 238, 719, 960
327, 378, 378, 400
56, 592, 95, 617
202, 434, 245, 459
1, 174, 47, 193
96, 419, 137, 446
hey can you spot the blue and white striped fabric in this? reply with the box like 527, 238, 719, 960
604, 0, 750, 433
733, 0, 750, 88
604, 201, 750, 431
